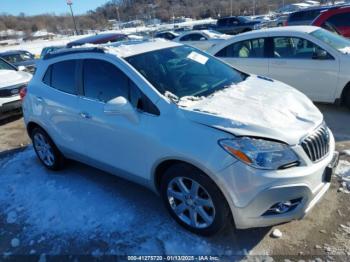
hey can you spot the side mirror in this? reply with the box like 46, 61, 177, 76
104, 96, 138, 123
17, 65, 26, 71
312, 49, 329, 60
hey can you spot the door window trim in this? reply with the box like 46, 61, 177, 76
78, 58, 160, 115
269, 36, 335, 60
41, 59, 80, 95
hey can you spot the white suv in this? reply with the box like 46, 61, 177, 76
22, 40, 338, 236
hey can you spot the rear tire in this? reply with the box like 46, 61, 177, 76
160, 163, 230, 236
31, 127, 65, 170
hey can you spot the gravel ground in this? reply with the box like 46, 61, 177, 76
0, 104, 349, 260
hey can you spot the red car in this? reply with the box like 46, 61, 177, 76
312, 6, 350, 37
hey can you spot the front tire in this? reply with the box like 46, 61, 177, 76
31, 127, 65, 170
160, 163, 230, 236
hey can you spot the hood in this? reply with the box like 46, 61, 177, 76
0, 70, 32, 89
178, 75, 323, 145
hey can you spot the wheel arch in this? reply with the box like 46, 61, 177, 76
340, 81, 350, 104
26, 121, 43, 138
152, 158, 235, 225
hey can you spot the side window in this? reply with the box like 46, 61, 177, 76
327, 13, 350, 27
46, 60, 77, 94
83, 59, 159, 115
42, 66, 51, 85
223, 38, 265, 58
272, 37, 327, 59
180, 33, 206, 41
83, 59, 129, 102
129, 81, 160, 115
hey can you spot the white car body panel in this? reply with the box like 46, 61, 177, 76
208, 26, 350, 103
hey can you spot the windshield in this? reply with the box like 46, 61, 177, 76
310, 29, 350, 54
0, 58, 15, 71
125, 45, 247, 99
2, 52, 33, 64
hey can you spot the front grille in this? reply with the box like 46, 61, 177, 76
0, 84, 25, 98
301, 125, 330, 162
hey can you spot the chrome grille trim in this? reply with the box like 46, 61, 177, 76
301, 125, 330, 162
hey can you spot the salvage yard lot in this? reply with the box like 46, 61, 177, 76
0, 103, 349, 258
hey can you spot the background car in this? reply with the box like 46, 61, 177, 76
208, 26, 350, 108
66, 33, 129, 48
312, 6, 350, 37
0, 50, 37, 73
286, 6, 332, 26
40, 45, 65, 59
214, 16, 262, 35
173, 30, 231, 50
0, 57, 32, 117
154, 30, 179, 40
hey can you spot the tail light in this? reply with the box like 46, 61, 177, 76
19, 86, 27, 100
284, 20, 288, 26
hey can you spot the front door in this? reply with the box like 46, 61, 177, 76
267, 36, 339, 102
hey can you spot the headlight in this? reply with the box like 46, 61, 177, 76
219, 137, 299, 170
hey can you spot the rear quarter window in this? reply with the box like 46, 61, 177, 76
42, 60, 77, 94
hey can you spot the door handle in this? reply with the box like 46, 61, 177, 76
79, 112, 91, 119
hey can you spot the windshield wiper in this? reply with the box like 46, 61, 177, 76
164, 91, 179, 103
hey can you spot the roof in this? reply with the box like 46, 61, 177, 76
43, 39, 182, 60
66, 33, 128, 48
241, 25, 319, 36
105, 39, 181, 57
0, 50, 30, 55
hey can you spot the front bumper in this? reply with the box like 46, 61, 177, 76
215, 130, 337, 229
0, 97, 22, 114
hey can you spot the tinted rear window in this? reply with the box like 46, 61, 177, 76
44, 60, 77, 94
327, 12, 350, 27
289, 9, 323, 22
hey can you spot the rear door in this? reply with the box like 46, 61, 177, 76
214, 37, 269, 76
267, 36, 339, 102
39, 60, 84, 155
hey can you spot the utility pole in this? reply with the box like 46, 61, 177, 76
66, 0, 79, 35
115, 6, 121, 30
230, 0, 233, 16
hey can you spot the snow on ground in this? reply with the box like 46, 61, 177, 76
335, 159, 350, 193
0, 147, 246, 255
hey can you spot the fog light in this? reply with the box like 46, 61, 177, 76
263, 198, 302, 216
274, 201, 292, 214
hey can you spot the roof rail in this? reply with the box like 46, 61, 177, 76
43, 47, 105, 60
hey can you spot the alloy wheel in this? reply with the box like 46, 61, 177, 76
167, 176, 215, 229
